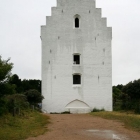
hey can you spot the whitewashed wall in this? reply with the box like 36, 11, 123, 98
41, 0, 112, 113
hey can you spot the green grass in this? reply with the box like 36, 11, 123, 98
0, 111, 50, 140
90, 111, 140, 132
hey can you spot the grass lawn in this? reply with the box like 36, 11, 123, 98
90, 111, 140, 132
0, 111, 50, 140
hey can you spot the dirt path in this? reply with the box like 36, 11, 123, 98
27, 114, 140, 140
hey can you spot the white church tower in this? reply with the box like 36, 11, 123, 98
41, 0, 112, 113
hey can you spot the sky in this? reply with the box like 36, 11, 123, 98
0, 0, 140, 86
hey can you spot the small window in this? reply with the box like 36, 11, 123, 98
74, 15, 80, 28
73, 74, 81, 84
73, 54, 80, 65
75, 18, 79, 28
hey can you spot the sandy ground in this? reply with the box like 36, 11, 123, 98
26, 114, 140, 140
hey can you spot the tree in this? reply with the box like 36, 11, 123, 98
113, 86, 123, 110
6, 94, 29, 116
0, 56, 15, 115
0, 56, 15, 97
0, 56, 13, 84
122, 79, 140, 113
14, 79, 41, 93
24, 89, 44, 106
9, 74, 22, 93
0, 83, 16, 97
116, 84, 124, 91
123, 79, 140, 100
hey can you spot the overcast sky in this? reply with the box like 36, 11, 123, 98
0, 0, 140, 85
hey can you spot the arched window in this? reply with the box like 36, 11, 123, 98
74, 15, 80, 28
73, 74, 81, 84
75, 17, 79, 28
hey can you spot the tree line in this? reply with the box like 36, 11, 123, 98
113, 79, 140, 113
0, 56, 43, 116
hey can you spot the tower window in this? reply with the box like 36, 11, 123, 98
73, 54, 80, 64
73, 74, 81, 84
74, 15, 80, 28
75, 18, 79, 28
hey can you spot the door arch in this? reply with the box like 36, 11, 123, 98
65, 99, 89, 108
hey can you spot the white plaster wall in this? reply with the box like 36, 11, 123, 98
41, 0, 112, 113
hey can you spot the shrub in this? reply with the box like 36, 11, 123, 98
0, 98, 7, 116
92, 108, 105, 112
24, 89, 44, 106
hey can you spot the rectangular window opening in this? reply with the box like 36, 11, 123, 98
73, 75, 81, 84
73, 55, 80, 65
75, 18, 79, 28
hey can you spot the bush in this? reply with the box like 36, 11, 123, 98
134, 102, 140, 114
5, 94, 29, 116
92, 108, 105, 112
0, 98, 7, 116
61, 111, 71, 114
24, 89, 44, 106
